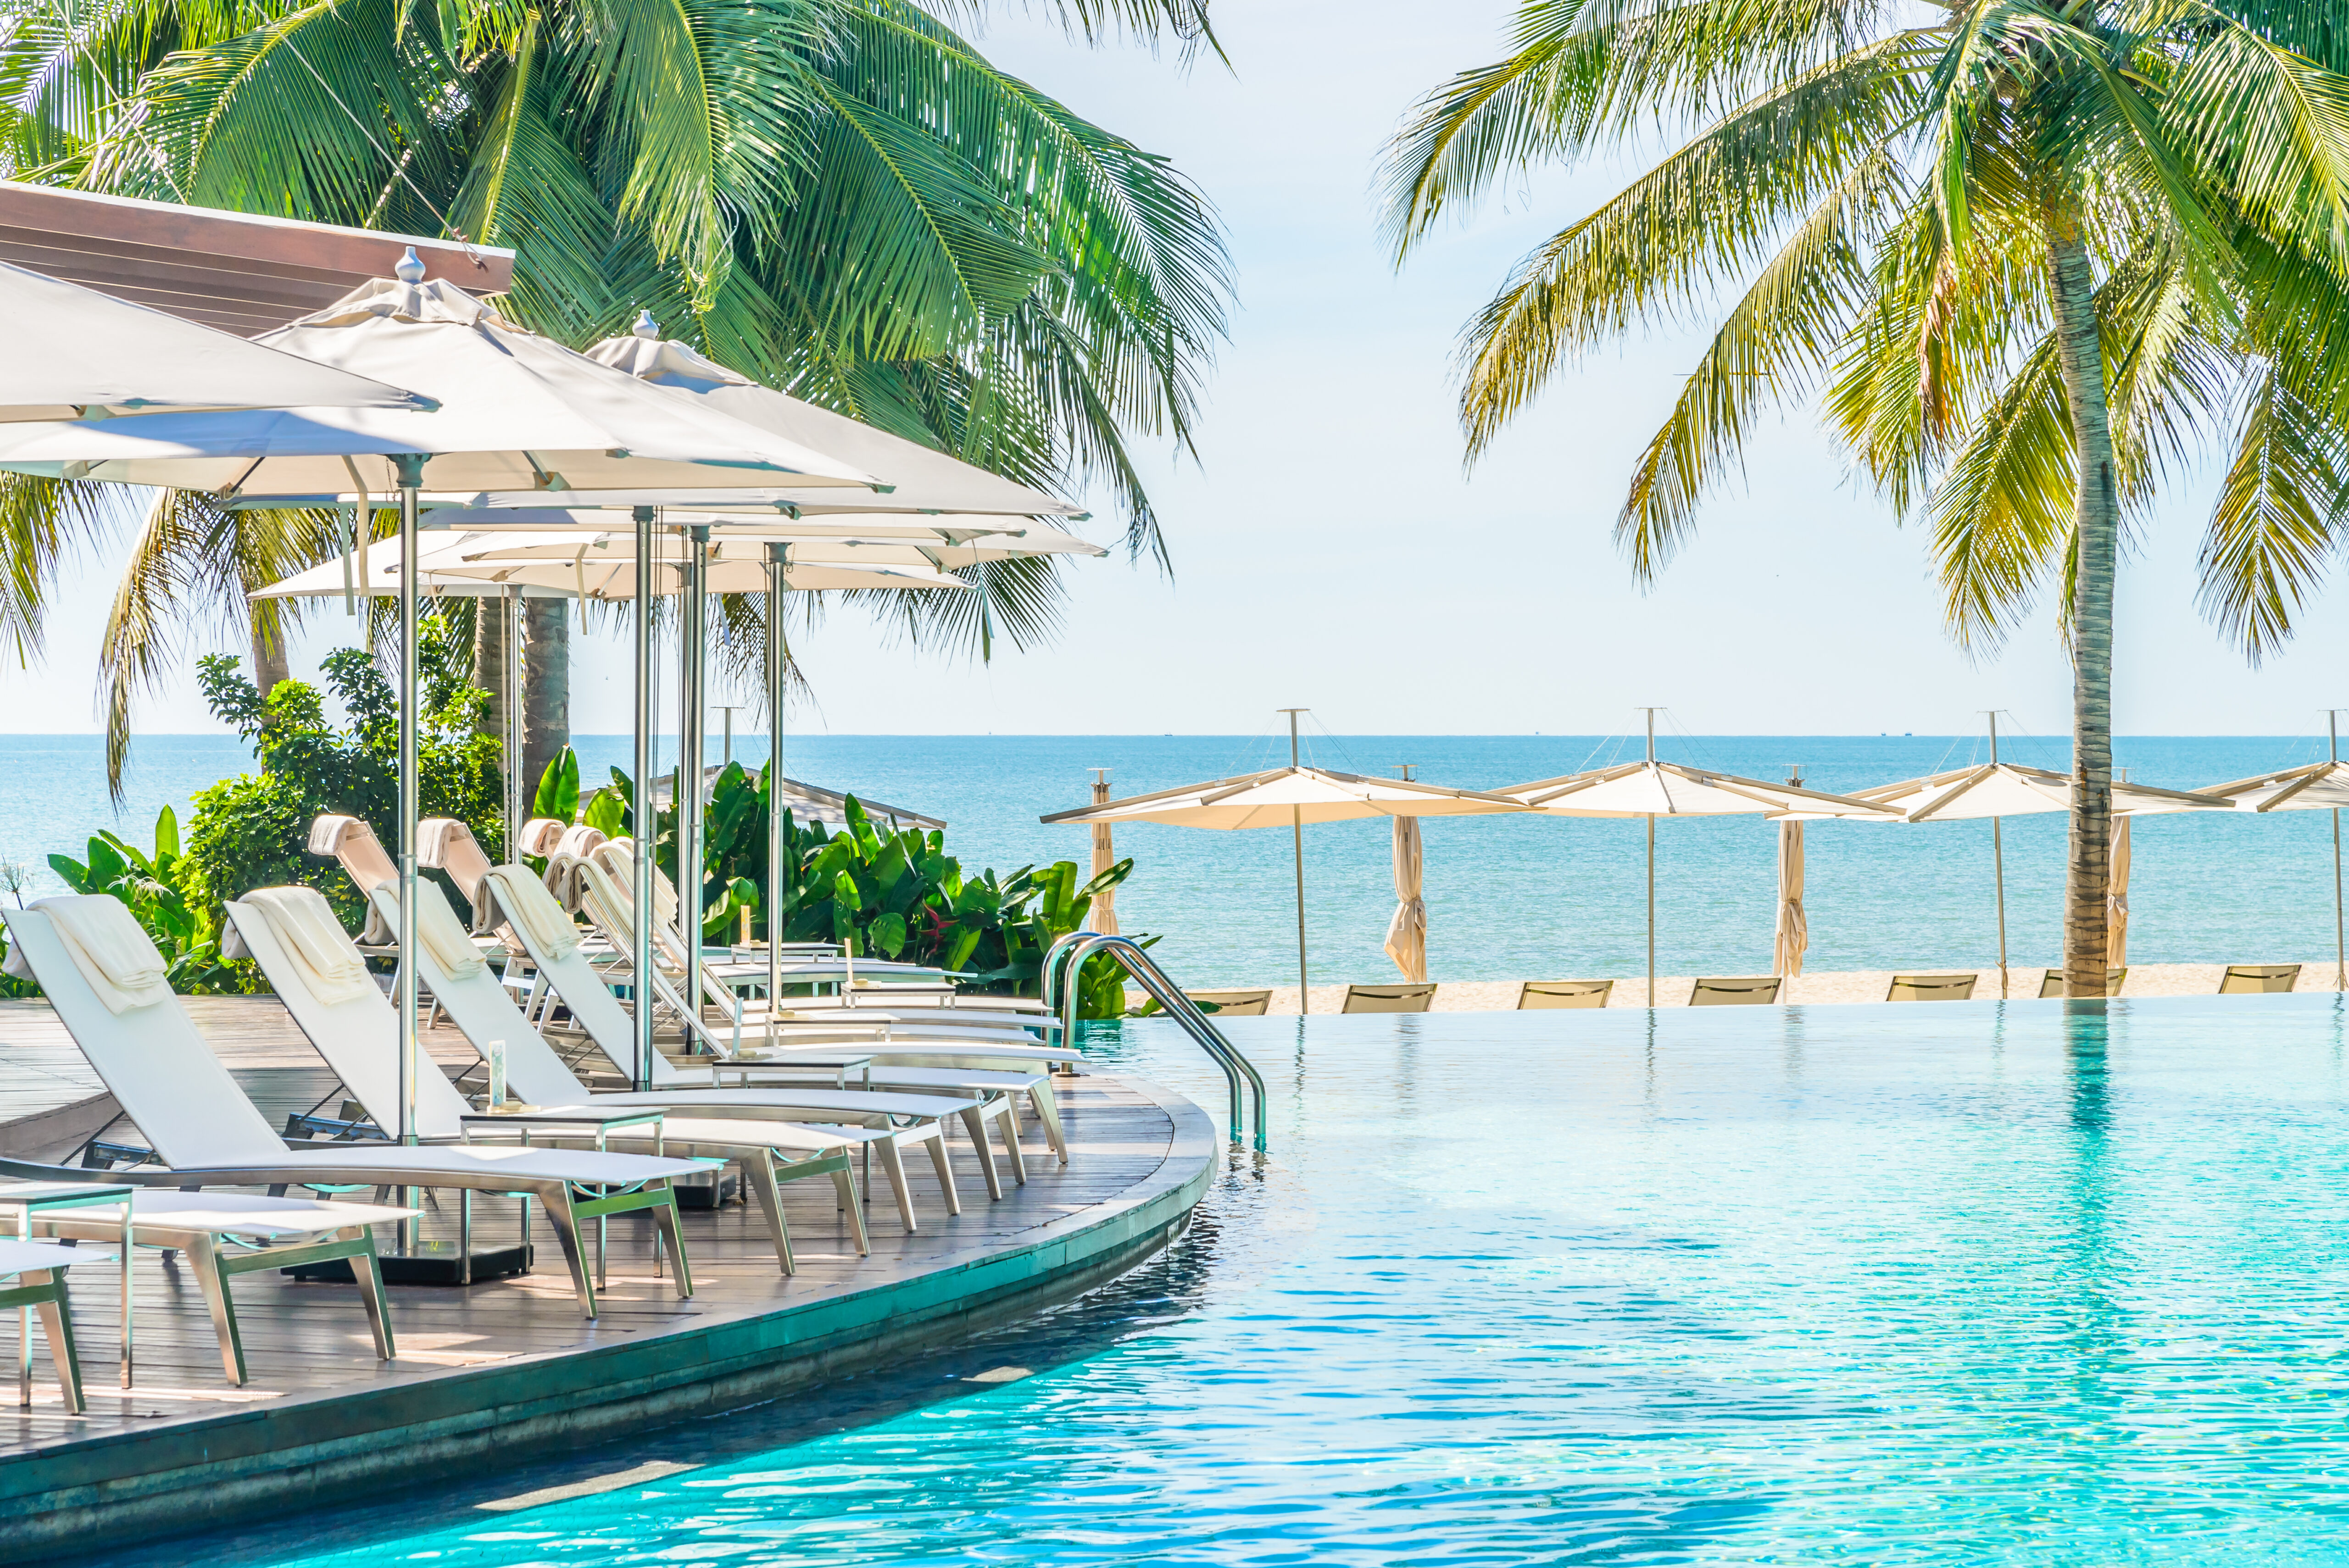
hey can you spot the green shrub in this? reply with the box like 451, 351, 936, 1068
179, 623, 505, 930
46, 806, 242, 994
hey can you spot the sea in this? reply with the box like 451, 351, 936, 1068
3, 731, 2343, 986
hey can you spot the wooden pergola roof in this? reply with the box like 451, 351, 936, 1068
0, 183, 517, 335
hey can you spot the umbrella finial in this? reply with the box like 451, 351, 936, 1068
395, 246, 427, 284
634, 309, 661, 339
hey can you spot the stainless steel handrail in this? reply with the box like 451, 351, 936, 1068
1041, 931, 1267, 1151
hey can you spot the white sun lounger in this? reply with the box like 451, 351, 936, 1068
541, 862, 1067, 1164
235, 886, 947, 1242
3, 900, 712, 1320
0, 1238, 93, 1413
357, 882, 994, 1226
0, 1163, 412, 1385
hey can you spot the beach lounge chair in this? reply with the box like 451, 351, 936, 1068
308, 814, 399, 945
518, 817, 568, 858
0, 1238, 93, 1413
467, 870, 1058, 1191
418, 817, 501, 931
3, 896, 711, 1319
1186, 989, 1272, 1016
1689, 977, 1781, 1006
2037, 967, 2126, 998
0, 1165, 411, 1385
2220, 964, 2301, 994
542, 824, 610, 914
231, 886, 952, 1247
1887, 973, 1977, 1001
1341, 983, 1436, 1014
1517, 980, 1613, 1010
573, 845, 1062, 1079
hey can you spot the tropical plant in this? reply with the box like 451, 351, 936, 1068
180, 632, 505, 924
45, 806, 241, 993
1384, 0, 2349, 995
0, 0, 1230, 794
586, 764, 1138, 1015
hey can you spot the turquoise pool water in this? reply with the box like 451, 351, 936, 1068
145, 997, 2349, 1564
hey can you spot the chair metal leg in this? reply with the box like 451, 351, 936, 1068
29, 1275, 82, 1416
648, 1190, 692, 1299
540, 1188, 598, 1319
741, 1152, 795, 1275
828, 1167, 871, 1255
1030, 1082, 1068, 1164
876, 1137, 918, 1232
182, 1234, 248, 1385
923, 1129, 961, 1217
989, 1097, 1030, 1186
958, 1107, 1005, 1200
347, 1227, 396, 1361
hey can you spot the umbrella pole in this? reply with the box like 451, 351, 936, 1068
766, 546, 786, 1010
1992, 816, 2009, 999
631, 506, 657, 1091
1646, 812, 1656, 1007
1283, 708, 1308, 1014
505, 584, 523, 857
392, 456, 423, 1249
2332, 712, 2345, 992
680, 524, 708, 962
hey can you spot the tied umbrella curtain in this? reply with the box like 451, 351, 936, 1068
1385, 817, 1427, 982
1774, 818, 1807, 978
2106, 817, 2131, 968
1085, 775, 1121, 936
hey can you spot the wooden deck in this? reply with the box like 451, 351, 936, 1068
0, 998, 1213, 1558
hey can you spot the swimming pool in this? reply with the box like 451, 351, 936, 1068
134, 996, 2349, 1564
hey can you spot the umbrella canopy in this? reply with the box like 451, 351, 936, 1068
1045, 759, 1519, 1011
1501, 755, 1887, 1005
251, 535, 576, 600
562, 318, 1085, 517
1849, 762, 2230, 820
1506, 760, 1896, 819
419, 515, 1105, 569
1048, 767, 1525, 830
414, 531, 976, 597
1385, 817, 1428, 983
2205, 753, 2349, 987
0, 259, 429, 421
0, 275, 880, 495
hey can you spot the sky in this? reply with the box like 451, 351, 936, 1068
10, 0, 2349, 742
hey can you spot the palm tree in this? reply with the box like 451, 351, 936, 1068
1385, 1, 2349, 996
0, 0, 1227, 794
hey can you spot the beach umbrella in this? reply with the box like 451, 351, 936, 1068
1775, 770, 1809, 979
0, 259, 428, 421
429, 314, 1085, 518
0, 259, 891, 1149
1385, 771, 1428, 984
1503, 713, 1895, 1005
2203, 712, 2349, 988
416, 530, 978, 596
1850, 719, 2229, 997
1082, 771, 1122, 937
1042, 717, 1521, 1009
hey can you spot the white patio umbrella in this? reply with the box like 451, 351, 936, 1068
1503, 713, 1896, 1005
1850, 720, 2229, 997
1082, 771, 1121, 937
0, 259, 428, 420
0, 257, 891, 1147
417, 531, 978, 596
1042, 717, 1521, 1009
2203, 712, 2349, 989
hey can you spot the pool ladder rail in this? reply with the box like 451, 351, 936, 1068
1040, 932, 1268, 1153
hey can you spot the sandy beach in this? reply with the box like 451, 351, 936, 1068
1199, 961, 2349, 1014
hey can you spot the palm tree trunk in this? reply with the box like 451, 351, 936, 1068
520, 598, 570, 795
472, 595, 511, 743
248, 617, 289, 698
2047, 225, 2116, 999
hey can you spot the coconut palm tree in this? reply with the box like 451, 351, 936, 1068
0, 0, 1227, 795
1384, 0, 2349, 996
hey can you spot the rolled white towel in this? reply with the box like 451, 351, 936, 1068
235, 886, 379, 1007
23, 895, 173, 1013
